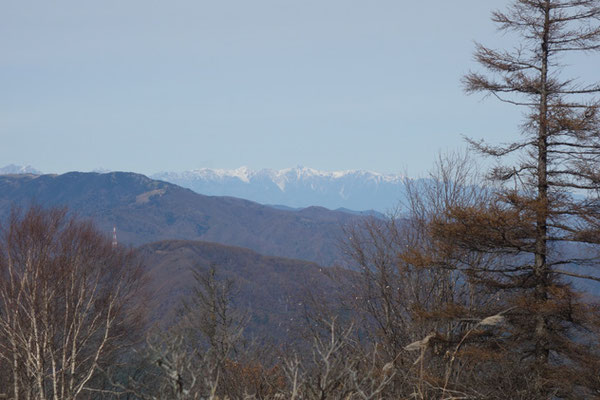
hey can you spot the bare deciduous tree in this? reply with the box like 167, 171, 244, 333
182, 265, 246, 362
120, 265, 254, 400
0, 206, 146, 400
343, 153, 517, 399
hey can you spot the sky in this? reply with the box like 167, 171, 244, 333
1, 1, 598, 177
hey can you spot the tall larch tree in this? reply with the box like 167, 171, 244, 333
441, 0, 600, 397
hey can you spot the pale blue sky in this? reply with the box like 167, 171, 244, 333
1, 1, 597, 176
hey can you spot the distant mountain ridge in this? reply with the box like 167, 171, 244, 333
152, 166, 406, 212
0, 172, 363, 266
1, 165, 406, 212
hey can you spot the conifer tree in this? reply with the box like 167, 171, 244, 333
436, 0, 600, 396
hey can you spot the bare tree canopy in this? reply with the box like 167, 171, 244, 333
0, 206, 146, 400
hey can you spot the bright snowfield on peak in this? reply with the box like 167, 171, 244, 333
152, 166, 406, 212
0, 164, 42, 175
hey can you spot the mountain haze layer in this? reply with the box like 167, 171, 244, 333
152, 166, 406, 212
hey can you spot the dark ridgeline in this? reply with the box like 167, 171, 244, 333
0, 171, 364, 266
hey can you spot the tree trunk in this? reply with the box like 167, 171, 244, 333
533, 1, 551, 380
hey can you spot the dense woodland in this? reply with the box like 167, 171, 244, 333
2, 1, 600, 398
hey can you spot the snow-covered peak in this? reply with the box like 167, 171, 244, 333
91, 168, 112, 174
231, 166, 252, 183
163, 167, 253, 182
0, 164, 42, 175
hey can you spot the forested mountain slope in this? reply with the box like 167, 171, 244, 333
138, 239, 347, 341
0, 172, 363, 265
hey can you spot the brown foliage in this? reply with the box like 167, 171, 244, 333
448, 0, 600, 396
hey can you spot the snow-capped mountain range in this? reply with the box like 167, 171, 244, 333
0, 164, 407, 212
152, 166, 407, 212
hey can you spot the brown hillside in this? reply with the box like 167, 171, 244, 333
138, 240, 345, 341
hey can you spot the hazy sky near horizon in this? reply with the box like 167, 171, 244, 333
2, 1, 598, 177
